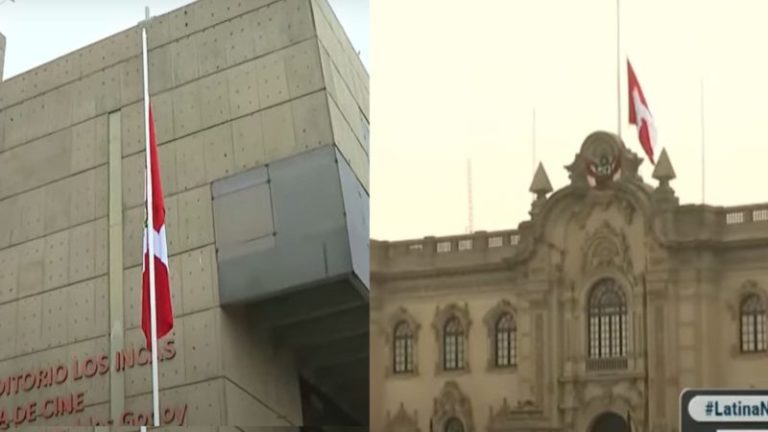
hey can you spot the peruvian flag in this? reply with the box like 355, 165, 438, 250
627, 59, 658, 164
142, 105, 173, 348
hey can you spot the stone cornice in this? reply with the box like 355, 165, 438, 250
372, 262, 511, 283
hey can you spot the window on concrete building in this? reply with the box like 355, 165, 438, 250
495, 313, 517, 367
587, 278, 628, 370
444, 317, 465, 370
741, 294, 767, 353
393, 321, 415, 373
444, 417, 465, 432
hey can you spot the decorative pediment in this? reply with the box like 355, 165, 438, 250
384, 403, 421, 432
581, 222, 634, 277
741, 279, 762, 295
432, 303, 471, 340
384, 306, 422, 344
728, 280, 767, 319
432, 381, 475, 432
482, 299, 518, 336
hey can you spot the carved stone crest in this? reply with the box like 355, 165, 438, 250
567, 131, 646, 189
581, 222, 634, 277
586, 154, 621, 188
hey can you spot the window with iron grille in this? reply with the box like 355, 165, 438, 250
495, 313, 516, 367
443, 317, 465, 370
741, 294, 767, 353
393, 321, 414, 373
588, 278, 627, 360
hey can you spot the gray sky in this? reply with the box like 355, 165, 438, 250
0, 0, 368, 77
372, 0, 768, 240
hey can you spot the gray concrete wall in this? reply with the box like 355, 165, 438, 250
0, 0, 368, 427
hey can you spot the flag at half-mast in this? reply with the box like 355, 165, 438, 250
142, 105, 173, 348
627, 59, 658, 164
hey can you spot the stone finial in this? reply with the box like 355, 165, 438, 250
651, 148, 678, 207
652, 148, 676, 183
529, 162, 553, 198
529, 162, 553, 217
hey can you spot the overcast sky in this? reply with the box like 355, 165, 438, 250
0, 0, 368, 77
371, 0, 768, 240
8, 1, 766, 244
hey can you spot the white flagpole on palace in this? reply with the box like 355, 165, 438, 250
140, 6, 162, 427
532, 107, 536, 172
531, 107, 536, 201
701, 79, 706, 204
616, 0, 622, 138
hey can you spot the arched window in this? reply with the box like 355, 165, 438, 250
741, 294, 767, 353
495, 313, 516, 367
444, 417, 465, 432
393, 321, 414, 373
588, 278, 627, 360
444, 317, 465, 370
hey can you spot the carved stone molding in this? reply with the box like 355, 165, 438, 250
486, 397, 541, 431
573, 193, 637, 230
581, 221, 635, 280
432, 303, 472, 373
384, 402, 421, 432
482, 299, 519, 370
432, 381, 475, 432
383, 306, 422, 377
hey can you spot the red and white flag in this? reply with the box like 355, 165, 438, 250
627, 59, 658, 164
142, 105, 173, 348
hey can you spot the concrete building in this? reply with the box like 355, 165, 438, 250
371, 132, 768, 432
0, 0, 369, 428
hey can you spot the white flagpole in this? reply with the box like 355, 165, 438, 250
140, 6, 161, 427
532, 107, 536, 201
616, 0, 622, 138
701, 79, 706, 204
532, 107, 536, 172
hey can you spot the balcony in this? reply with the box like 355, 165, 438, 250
586, 356, 628, 372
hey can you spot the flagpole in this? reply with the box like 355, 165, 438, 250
700, 79, 705, 204
532, 107, 536, 172
531, 107, 537, 201
616, 0, 621, 137
141, 6, 161, 427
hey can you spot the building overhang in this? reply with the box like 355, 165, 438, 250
211, 144, 369, 424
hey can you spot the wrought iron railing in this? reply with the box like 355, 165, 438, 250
586, 357, 628, 371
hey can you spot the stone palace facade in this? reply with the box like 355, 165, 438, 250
371, 132, 768, 432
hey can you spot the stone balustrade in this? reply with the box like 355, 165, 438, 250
722, 204, 768, 226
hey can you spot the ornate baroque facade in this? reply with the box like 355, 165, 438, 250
370, 132, 768, 432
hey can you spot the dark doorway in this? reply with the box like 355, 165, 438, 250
590, 411, 630, 432
299, 376, 361, 427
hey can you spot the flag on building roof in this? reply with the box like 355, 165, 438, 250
627, 59, 658, 164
